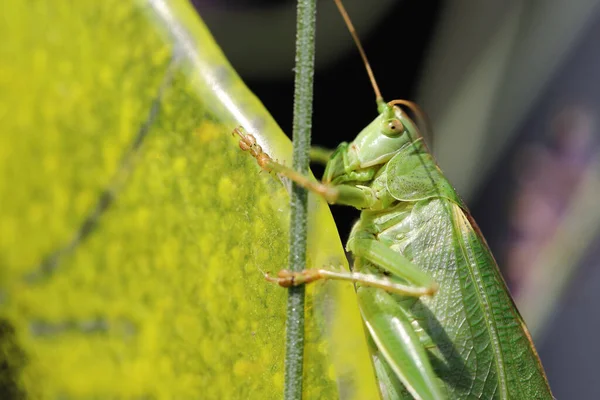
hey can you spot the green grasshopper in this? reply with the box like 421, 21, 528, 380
234, 1, 553, 398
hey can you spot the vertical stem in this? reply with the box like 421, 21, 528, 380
284, 0, 317, 399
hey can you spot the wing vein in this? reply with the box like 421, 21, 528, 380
450, 203, 508, 399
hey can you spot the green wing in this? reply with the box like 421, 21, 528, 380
405, 198, 553, 399
385, 140, 464, 207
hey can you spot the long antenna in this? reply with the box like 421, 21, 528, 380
388, 99, 436, 150
333, 0, 384, 105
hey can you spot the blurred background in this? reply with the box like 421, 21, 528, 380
195, 0, 600, 397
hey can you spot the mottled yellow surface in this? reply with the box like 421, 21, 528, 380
0, 0, 378, 398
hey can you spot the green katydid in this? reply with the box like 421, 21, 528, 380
234, 1, 554, 399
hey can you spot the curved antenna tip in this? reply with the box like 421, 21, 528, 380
388, 99, 435, 150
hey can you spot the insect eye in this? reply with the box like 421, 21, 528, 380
382, 119, 404, 137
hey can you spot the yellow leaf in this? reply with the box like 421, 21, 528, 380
0, 0, 379, 398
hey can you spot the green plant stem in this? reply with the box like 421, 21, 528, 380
284, 0, 317, 399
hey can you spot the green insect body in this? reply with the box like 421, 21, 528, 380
236, 101, 553, 399
234, 0, 554, 397
325, 103, 552, 399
